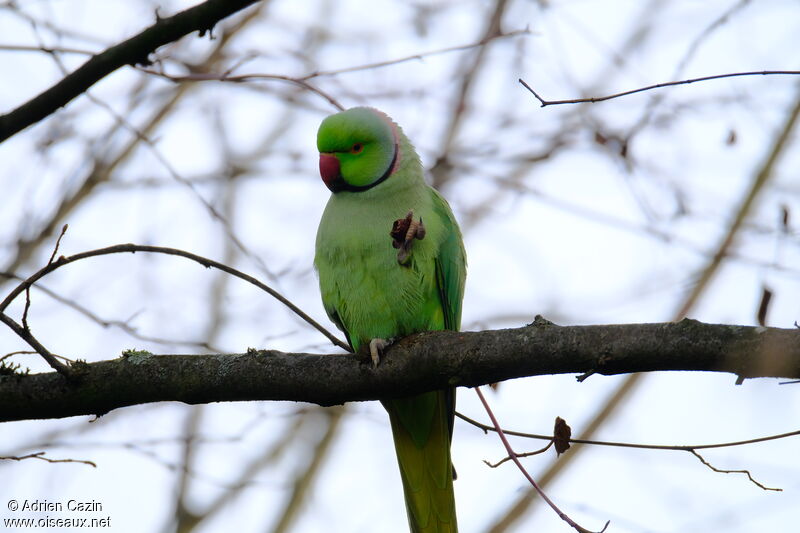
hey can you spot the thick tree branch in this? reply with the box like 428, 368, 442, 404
0, 0, 262, 143
1, 319, 797, 423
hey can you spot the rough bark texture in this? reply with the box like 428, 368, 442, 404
1, 318, 798, 423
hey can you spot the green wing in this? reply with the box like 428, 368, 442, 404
429, 187, 466, 446
431, 188, 466, 332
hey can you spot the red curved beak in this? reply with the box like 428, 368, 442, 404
319, 153, 341, 190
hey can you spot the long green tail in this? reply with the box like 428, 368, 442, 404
382, 389, 457, 532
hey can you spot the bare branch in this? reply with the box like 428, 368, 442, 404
139, 68, 346, 111
0, 312, 72, 377
0, 319, 798, 423
46, 224, 69, 265
490, 84, 800, 531
0, 0, 263, 143
0, 244, 349, 351
460, 412, 795, 490
689, 450, 781, 492
484, 437, 553, 467
475, 388, 608, 533
519, 71, 800, 107
458, 412, 800, 452
0, 271, 223, 352
0, 6, 266, 279
0, 44, 97, 56
0, 451, 96, 468
137, 27, 529, 113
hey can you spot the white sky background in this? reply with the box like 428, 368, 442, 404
1, 0, 799, 532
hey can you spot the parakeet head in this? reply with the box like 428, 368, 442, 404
317, 107, 399, 193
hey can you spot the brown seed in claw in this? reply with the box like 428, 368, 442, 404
390, 211, 414, 249
390, 210, 425, 265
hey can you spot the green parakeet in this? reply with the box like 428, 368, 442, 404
314, 107, 466, 532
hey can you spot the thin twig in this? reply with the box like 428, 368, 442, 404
47, 224, 68, 265
519, 71, 800, 107
457, 412, 800, 451
0, 451, 96, 467
300, 28, 529, 80
0, 3, 265, 283
1, 350, 35, 362
459, 411, 793, 490
484, 441, 552, 467
0, 244, 350, 351
0, 44, 97, 55
22, 224, 68, 331
689, 450, 781, 491
2, 270, 224, 351
474, 387, 609, 533
21, 285, 32, 330
0, 313, 70, 376
490, 84, 800, 530
137, 29, 529, 113
139, 68, 346, 111
4, 194, 74, 370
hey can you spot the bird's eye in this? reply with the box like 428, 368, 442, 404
351, 143, 363, 154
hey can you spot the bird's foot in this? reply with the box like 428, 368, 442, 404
390, 210, 425, 265
368, 337, 393, 368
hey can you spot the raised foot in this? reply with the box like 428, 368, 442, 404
390, 210, 426, 265
368, 338, 392, 367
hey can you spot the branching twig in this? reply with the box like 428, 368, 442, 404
491, 84, 800, 531
136, 28, 529, 113
138, 68, 346, 111
0, 4, 264, 281
689, 450, 780, 491
0, 272, 223, 351
0, 312, 71, 377
519, 71, 800, 107
21, 224, 68, 332
0, 0, 263, 143
459, 412, 794, 490
475, 387, 609, 533
458, 412, 800, 450
0, 244, 349, 351
0, 451, 96, 467
484, 440, 552, 467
